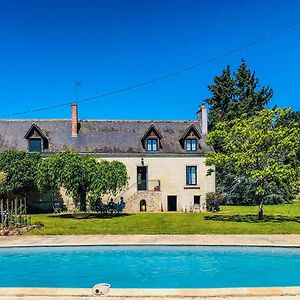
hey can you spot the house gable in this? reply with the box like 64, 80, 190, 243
141, 124, 163, 151
179, 124, 201, 151
24, 123, 48, 151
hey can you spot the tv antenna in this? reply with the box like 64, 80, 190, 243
74, 80, 82, 103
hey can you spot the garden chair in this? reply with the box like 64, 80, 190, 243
193, 204, 201, 213
52, 202, 62, 213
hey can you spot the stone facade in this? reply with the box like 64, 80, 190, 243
99, 155, 215, 213
123, 191, 162, 213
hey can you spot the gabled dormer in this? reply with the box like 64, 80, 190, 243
24, 124, 48, 152
141, 124, 162, 152
179, 124, 201, 152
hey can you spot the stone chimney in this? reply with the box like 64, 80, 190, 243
71, 103, 78, 137
197, 104, 208, 135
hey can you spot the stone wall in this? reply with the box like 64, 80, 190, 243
27, 155, 215, 213
101, 156, 215, 212
124, 191, 162, 213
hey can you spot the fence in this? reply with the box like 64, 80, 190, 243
0, 198, 30, 228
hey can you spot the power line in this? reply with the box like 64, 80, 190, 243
1, 19, 300, 118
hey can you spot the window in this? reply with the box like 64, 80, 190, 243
186, 139, 197, 151
29, 138, 42, 152
147, 138, 158, 151
186, 166, 197, 185
194, 195, 200, 204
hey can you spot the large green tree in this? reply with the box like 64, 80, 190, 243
205, 65, 235, 127
205, 108, 300, 219
37, 152, 129, 211
0, 150, 41, 198
90, 160, 129, 199
205, 60, 273, 130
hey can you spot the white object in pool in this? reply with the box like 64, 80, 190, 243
92, 283, 111, 296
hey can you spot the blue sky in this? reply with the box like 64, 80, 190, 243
0, 0, 299, 120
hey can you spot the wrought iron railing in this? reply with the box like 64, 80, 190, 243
137, 180, 160, 191
115, 180, 161, 201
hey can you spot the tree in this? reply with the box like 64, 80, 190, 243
205, 65, 235, 129
37, 152, 129, 211
205, 60, 273, 130
0, 150, 41, 199
89, 160, 129, 206
233, 60, 272, 116
205, 108, 300, 219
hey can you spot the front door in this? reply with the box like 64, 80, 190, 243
137, 166, 148, 191
167, 195, 177, 211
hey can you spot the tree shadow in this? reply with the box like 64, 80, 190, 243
49, 213, 131, 219
204, 214, 300, 223
92, 213, 131, 219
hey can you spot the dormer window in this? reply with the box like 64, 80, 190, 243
28, 138, 42, 152
186, 139, 197, 151
24, 123, 48, 153
147, 138, 158, 151
179, 124, 201, 152
141, 124, 162, 152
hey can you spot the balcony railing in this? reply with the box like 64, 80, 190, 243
137, 180, 161, 191
116, 180, 161, 201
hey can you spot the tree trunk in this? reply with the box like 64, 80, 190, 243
79, 191, 87, 212
257, 198, 264, 220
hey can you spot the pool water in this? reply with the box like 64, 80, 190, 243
0, 246, 299, 288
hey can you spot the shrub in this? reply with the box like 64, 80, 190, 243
216, 172, 289, 205
206, 192, 222, 212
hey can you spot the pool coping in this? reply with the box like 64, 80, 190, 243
1, 234, 300, 248
0, 287, 300, 297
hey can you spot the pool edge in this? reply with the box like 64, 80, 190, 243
2, 234, 300, 248
1, 243, 300, 249
0, 287, 300, 297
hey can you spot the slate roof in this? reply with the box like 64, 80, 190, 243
0, 119, 211, 154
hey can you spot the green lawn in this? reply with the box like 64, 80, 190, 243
27, 202, 300, 235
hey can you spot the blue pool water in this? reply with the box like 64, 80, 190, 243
0, 246, 299, 288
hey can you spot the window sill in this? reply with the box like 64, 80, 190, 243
184, 186, 200, 189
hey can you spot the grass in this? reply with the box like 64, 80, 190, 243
27, 202, 300, 235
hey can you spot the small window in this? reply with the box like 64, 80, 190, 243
147, 138, 158, 151
186, 166, 197, 185
186, 139, 197, 151
29, 138, 42, 152
194, 195, 200, 204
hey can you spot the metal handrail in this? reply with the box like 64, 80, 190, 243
115, 179, 161, 201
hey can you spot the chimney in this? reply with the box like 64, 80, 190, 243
71, 103, 78, 137
197, 104, 208, 135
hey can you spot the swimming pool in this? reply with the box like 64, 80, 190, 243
0, 246, 299, 288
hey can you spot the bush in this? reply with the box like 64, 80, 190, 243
216, 172, 289, 205
206, 192, 222, 212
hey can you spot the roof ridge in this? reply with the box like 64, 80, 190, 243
81, 119, 197, 122
0, 119, 198, 123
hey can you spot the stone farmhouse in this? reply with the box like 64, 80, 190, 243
0, 104, 215, 213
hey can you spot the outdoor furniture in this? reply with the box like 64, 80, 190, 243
193, 204, 201, 213
95, 201, 124, 215
52, 202, 62, 213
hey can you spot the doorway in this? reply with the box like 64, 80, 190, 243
167, 195, 177, 211
194, 195, 201, 205
140, 200, 147, 212
137, 166, 148, 191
